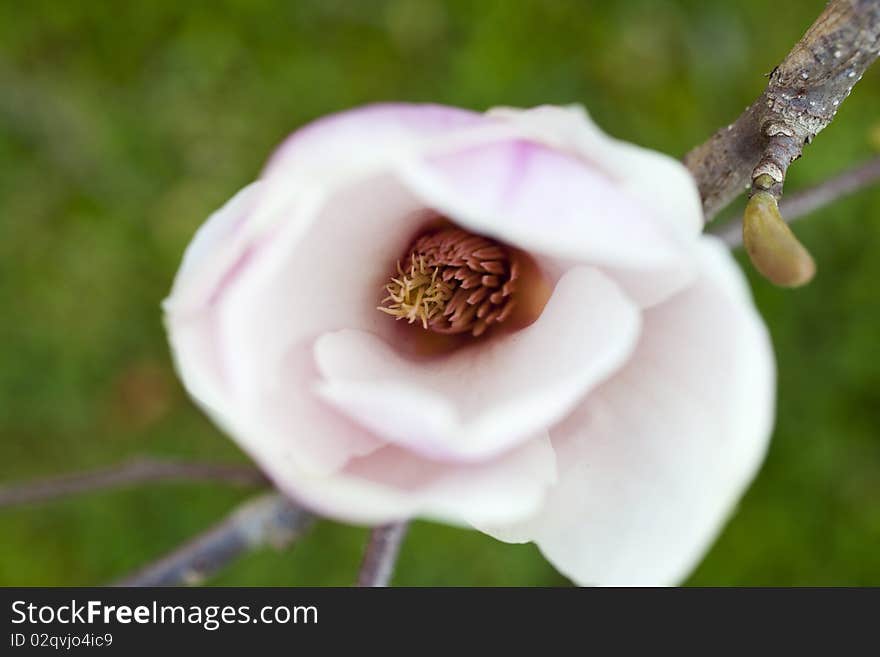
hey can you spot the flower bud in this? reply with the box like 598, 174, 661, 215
743, 191, 815, 287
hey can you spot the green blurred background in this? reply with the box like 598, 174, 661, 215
1, 0, 878, 586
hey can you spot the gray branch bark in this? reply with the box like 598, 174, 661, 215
113, 493, 314, 586
0, 457, 268, 508
356, 522, 410, 587
686, 0, 880, 220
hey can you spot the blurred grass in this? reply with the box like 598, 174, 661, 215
0, 0, 878, 586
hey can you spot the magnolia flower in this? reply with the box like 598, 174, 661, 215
164, 103, 775, 586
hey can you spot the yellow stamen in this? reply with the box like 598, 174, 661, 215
377, 255, 454, 329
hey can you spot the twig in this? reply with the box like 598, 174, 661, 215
776, 154, 880, 218
113, 493, 314, 586
356, 522, 409, 587
685, 0, 880, 220
713, 155, 880, 247
0, 457, 269, 508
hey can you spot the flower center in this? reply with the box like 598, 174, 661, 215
379, 227, 519, 337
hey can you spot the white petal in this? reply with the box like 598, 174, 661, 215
167, 181, 262, 306
478, 238, 775, 585
314, 266, 641, 462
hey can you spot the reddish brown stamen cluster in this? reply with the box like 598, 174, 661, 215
379, 227, 519, 337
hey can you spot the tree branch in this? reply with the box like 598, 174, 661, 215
0, 457, 269, 508
356, 522, 409, 587
113, 493, 314, 586
685, 0, 880, 221
712, 155, 880, 247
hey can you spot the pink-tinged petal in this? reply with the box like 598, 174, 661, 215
478, 238, 775, 585
263, 103, 486, 181
250, 104, 608, 265
164, 182, 264, 416
164, 311, 230, 419
164, 182, 262, 315
396, 138, 687, 271
278, 433, 557, 526
170, 183, 260, 294
313, 266, 641, 462
488, 105, 705, 238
